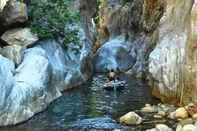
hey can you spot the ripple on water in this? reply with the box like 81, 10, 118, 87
0, 74, 157, 131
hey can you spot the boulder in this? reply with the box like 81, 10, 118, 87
183, 124, 197, 131
179, 118, 194, 126
119, 112, 142, 125
155, 124, 173, 131
176, 124, 183, 131
94, 37, 135, 72
0, 0, 28, 26
192, 114, 197, 121
141, 104, 157, 113
0, 45, 24, 65
146, 124, 173, 131
175, 107, 189, 119
0, 28, 38, 65
0, 0, 9, 11
35, 39, 93, 91
0, 48, 61, 126
1, 28, 38, 46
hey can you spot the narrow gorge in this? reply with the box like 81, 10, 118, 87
0, 0, 197, 131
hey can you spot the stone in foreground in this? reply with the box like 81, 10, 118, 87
119, 112, 142, 125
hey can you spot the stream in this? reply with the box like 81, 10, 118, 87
0, 75, 159, 131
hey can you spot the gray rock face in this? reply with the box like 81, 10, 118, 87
0, 45, 24, 65
35, 39, 93, 91
148, 0, 195, 104
1, 28, 38, 46
0, 38, 93, 126
0, 48, 61, 126
0, 0, 28, 26
89, 0, 165, 77
94, 37, 135, 72
0, 28, 38, 65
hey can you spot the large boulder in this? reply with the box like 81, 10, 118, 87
149, 0, 196, 105
63, 39, 93, 89
0, 0, 28, 26
1, 28, 38, 46
0, 48, 61, 126
94, 37, 135, 72
35, 39, 93, 91
0, 28, 38, 65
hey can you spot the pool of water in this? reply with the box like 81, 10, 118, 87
0, 75, 158, 131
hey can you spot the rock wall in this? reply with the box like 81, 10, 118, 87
149, 0, 197, 105
93, 0, 165, 77
0, 0, 93, 126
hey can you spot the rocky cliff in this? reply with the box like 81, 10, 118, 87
92, 0, 165, 78
149, 0, 197, 105
80, 0, 197, 105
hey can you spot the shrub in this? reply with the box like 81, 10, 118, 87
28, 0, 80, 45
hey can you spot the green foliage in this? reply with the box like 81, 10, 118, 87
121, 0, 130, 5
28, 0, 80, 45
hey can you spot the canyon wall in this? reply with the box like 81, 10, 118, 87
149, 0, 197, 105
93, 0, 165, 77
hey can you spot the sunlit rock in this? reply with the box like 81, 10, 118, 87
0, 48, 61, 126
119, 112, 142, 125
179, 118, 194, 126
175, 107, 189, 119
1, 28, 38, 46
0, 0, 9, 11
0, 28, 38, 65
183, 124, 197, 131
149, 0, 195, 105
155, 124, 173, 131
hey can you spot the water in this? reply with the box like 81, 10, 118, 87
1, 75, 157, 131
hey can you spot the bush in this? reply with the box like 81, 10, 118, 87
28, 0, 80, 45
